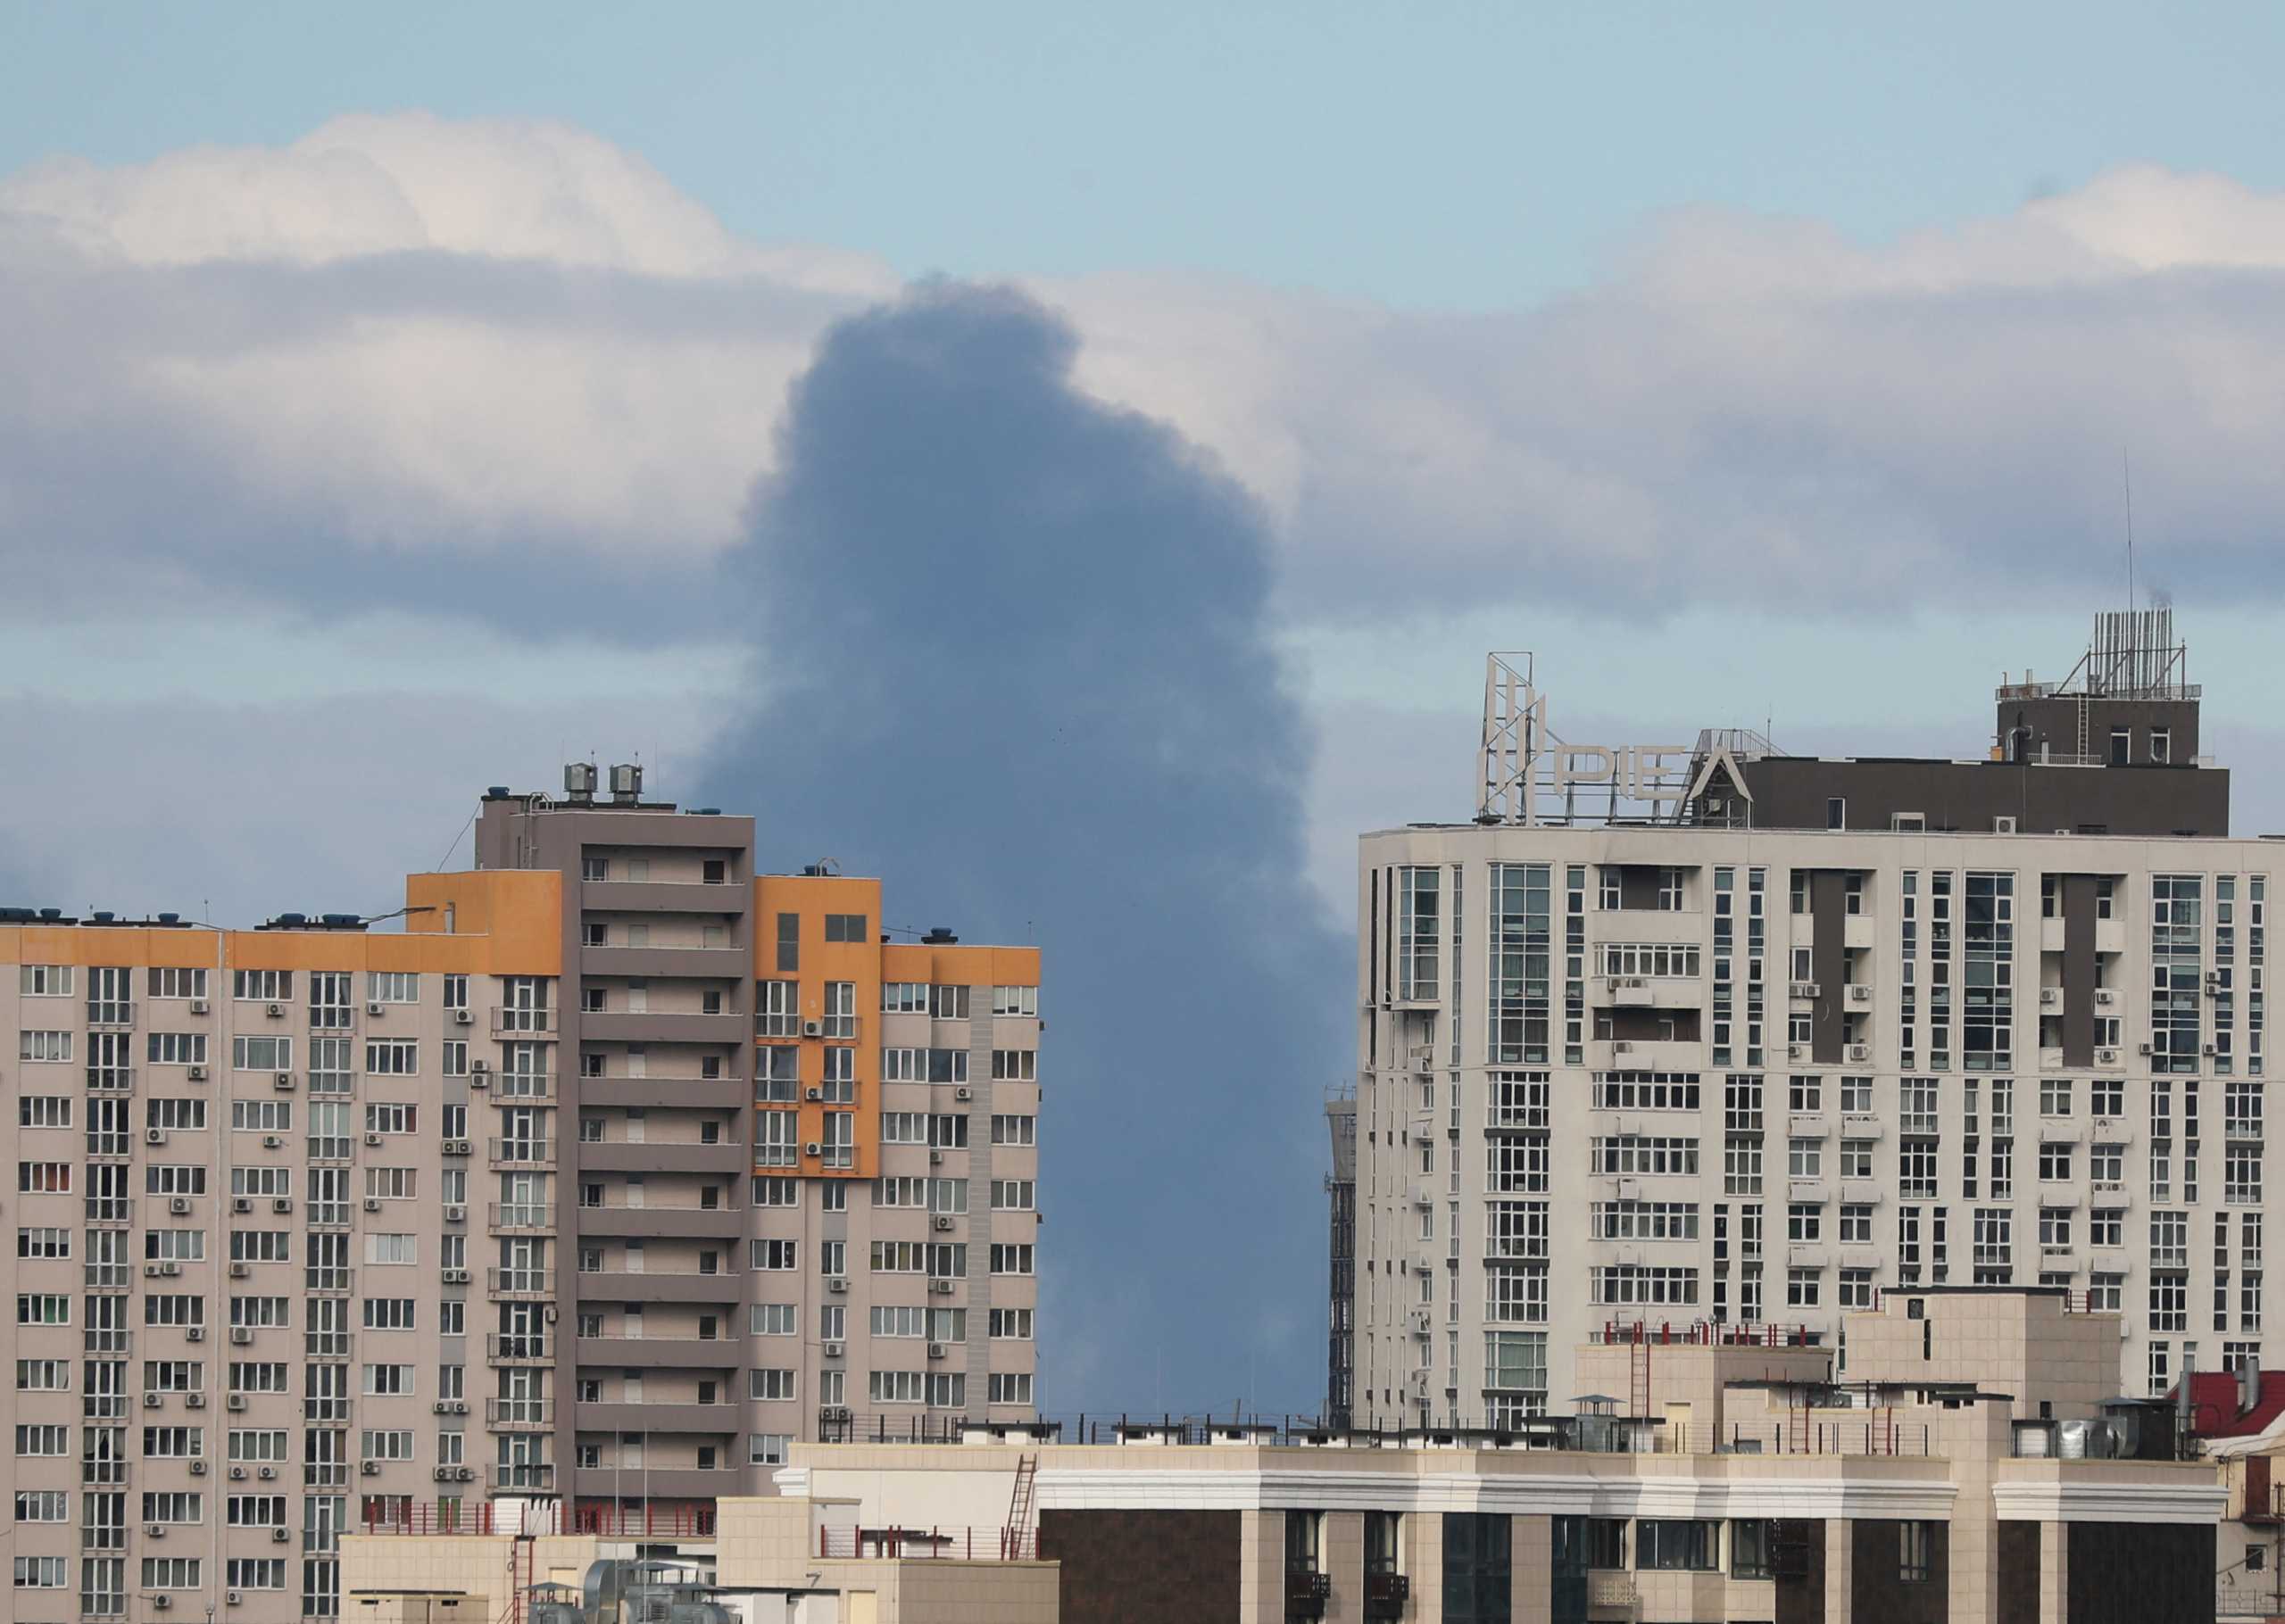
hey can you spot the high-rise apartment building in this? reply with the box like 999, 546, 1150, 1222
0, 768, 1040, 1622
1347, 610, 2270, 1427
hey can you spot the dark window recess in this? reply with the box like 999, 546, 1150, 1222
1441, 1512, 1511, 1624
776, 913, 800, 974
702, 859, 727, 884
824, 914, 868, 943
1827, 797, 1847, 830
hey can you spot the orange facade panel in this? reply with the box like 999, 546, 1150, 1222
880, 942, 1041, 987
0, 871, 562, 977
755, 874, 885, 1181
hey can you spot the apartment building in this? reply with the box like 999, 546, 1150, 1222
0, 767, 1040, 1623
1346, 610, 2274, 1430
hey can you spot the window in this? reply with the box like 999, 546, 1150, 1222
232, 1035, 291, 1072
367, 972, 419, 1004
232, 970, 292, 1002
1787, 1204, 1821, 1243
1788, 1138, 1822, 1179
1635, 1520, 1717, 1572
2151, 726, 2172, 764
993, 984, 1040, 1017
1899, 1521, 1936, 1582
991, 1244, 1034, 1276
749, 1369, 796, 1402
823, 913, 867, 943
1827, 797, 1846, 830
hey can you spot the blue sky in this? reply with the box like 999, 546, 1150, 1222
8, 4, 2285, 1411
9, 2, 2285, 307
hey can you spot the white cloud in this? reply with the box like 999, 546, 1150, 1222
7, 116, 2285, 626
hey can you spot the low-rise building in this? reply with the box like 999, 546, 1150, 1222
345, 1288, 2226, 1622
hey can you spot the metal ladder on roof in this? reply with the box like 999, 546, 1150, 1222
1005, 1452, 1040, 1557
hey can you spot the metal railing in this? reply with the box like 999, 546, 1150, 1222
818, 1526, 1040, 1562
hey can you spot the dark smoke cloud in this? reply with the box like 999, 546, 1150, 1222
704, 283, 1348, 1413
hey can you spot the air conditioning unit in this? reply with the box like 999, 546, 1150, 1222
187, 1460, 205, 1476
933, 1215, 954, 1231
445, 1205, 468, 1224
820, 1405, 851, 1422
955, 1086, 973, 1101
927, 1343, 948, 1360
153, 1596, 173, 1611
230, 1328, 253, 1346
454, 1008, 474, 1025
145, 1264, 164, 1279
823, 1341, 844, 1359
270, 1527, 291, 1543
361, 1461, 380, 1476
1848, 1044, 1871, 1062
265, 1003, 284, 1019
2205, 1042, 2220, 1056
447, 1400, 468, 1415
1849, 984, 1873, 1004
368, 1000, 385, 1016
1790, 982, 1819, 999
2039, 987, 2062, 1007
444, 1268, 469, 1284
1788, 1044, 1806, 1060
190, 999, 210, 1015
805, 1088, 822, 1102
228, 1394, 246, 1412
804, 1142, 823, 1157
363, 1197, 382, 1212
146, 1127, 168, 1145
471, 1059, 491, 1073
929, 1278, 955, 1295
433, 1466, 454, 1481
272, 1197, 293, 1214
2140, 1041, 2155, 1055
187, 1065, 207, 1081
929, 1149, 944, 1164
144, 1391, 162, 1408
185, 1327, 204, 1343
229, 1262, 250, 1279
184, 1393, 205, 1410
168, 1197, 191, 1215
145, 1522, 167, 1537
828, 1277, 849, 1294
274, 1073, 295, 1091
229, 1591, 245, 1605
161, 1260, 180, 1275
2097, 1048, 2122, 1065
802, 1020, 825, 1038
365, 1131, 383, 1146
1994, 816, 2018, 834
2095, 989, 2116, 1007
445, 1139, 469, 1156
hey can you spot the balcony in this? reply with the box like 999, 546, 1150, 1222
486, 1334, 553, 1365
1590, 1039, 1703, 1072
488, 1202, 556, 1233
574, 1204, 745, 1239
571, 1464, 745, 1499
486, 1267, 556, 1299
575, 1400, 741, 1434
484, 1399, 554, 1429
576, 1140, 748, 1174
484, 1071, 555, 1102
578, 1075, 746, 1110
581, 1009, 750, 1046
576, 1268, 739, 1304
491, 1462, 557, 1493
489, 1137, 555, 1166
579, 945, 750, 982
490, 1007, 558, 1038
581, 877, 748, 915
572, 1336, 737, 1369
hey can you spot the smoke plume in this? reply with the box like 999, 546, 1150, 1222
704, 283, 1349, 1413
